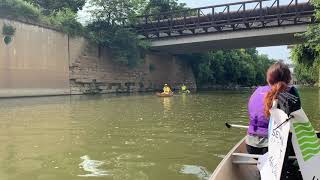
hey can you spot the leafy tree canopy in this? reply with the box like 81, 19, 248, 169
144, 0, 187, 14
84, 0, 190, 67
86, 20, 149, 67
183, 49, 274, 87
290, 0, 320, 85
24, 0, 86, 14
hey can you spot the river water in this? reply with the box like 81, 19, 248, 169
0, 88, 319, 180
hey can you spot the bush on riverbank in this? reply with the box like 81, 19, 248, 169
0, 0, 83, 36
0, 0, 41, 21
45, 8, 84, 37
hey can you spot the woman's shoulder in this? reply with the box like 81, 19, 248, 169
249, 85, 271, 99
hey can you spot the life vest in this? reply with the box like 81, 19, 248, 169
248, 86, 271, 137
248, 86, 299, 137
163, 86, 171, 93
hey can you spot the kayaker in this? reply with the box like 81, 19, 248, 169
162, 84, 172, 94
246, 62, 299, 155
181, 84, 190, 93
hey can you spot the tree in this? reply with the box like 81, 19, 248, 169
47, 8, 84, 36
24, 0, 86, 14
144, 0, 186, 14
0, 0, 41, 20
290, 0, 320, 85
184, 49, 274, 87
86, 0, 150, 67
291, 44, 319, 85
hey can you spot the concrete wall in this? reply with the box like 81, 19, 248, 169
0, 18, 70, 97
69, 44, 196, 94
0, 18, 196, 97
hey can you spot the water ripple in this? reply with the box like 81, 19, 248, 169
78, 155, 109, 177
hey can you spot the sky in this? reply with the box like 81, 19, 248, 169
78, 0, 308, 63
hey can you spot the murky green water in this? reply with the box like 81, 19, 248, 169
0, 88, 319, 180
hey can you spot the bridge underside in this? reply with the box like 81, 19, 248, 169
133, 1, 315, 53
149, 24, 308, 54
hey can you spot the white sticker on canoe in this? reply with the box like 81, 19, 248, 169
258, 108, 290, 180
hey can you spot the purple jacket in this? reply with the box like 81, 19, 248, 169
247, 86, 271, 137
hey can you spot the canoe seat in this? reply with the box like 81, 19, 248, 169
232, 153, 297, 165
232, 153, 258, 165
232, 160, 258, 165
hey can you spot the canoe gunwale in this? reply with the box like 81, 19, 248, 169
209, 136, 248, 180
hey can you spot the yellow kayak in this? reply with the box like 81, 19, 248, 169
156, 92, 174, 97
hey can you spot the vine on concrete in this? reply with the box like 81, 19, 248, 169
2, 24, 16, 45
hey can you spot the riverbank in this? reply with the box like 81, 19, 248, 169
0, 17, 196, 98
197, 84, 254, 91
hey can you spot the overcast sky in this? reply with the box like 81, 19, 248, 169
78, 0, 308, 63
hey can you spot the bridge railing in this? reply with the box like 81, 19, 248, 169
129, 0, 315, 38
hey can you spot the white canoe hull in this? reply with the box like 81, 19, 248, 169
210, 133, 320, 180
209, 137, 260, 180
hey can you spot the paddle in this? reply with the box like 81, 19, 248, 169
225, 122, 248, 129
225, 122, 320, 136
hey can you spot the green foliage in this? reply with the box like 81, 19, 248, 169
86, 21, 149, 67
184, 49, 274, 86
46, 8, 83, 36
87, 0, 151, 67
144, 0, 187, 14
3, 36, 12, 44
297, 0, 320, 44
0, 0, 84, 36
24, 0, 86, 14
149, 63, 156, 72
291, 44, 319, 66
89, 0, 143, 25
291, 44, 320, 85
294, 61, 319, 85
290, 0, 320, 85
0, 0, 41, 20
2, 24, 16, 45
2, 24, 16, 36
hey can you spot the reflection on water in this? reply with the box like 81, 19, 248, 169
180, 165, 211, 180
182, 93, 187, 106
161, 97, 172, 116
78, 155, 109, 177
212, 153, 225, 159
0, 88, 318, 180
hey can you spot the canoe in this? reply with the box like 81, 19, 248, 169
210, 133, 320, 180
209, 136, 260, 180
156, 92, 174, 97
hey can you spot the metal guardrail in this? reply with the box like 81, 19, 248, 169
127, 0, 315, 39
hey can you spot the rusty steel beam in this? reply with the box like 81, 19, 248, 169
129, 0, 315, 39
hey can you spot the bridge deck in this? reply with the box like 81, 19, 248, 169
131, 0, 315, 39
